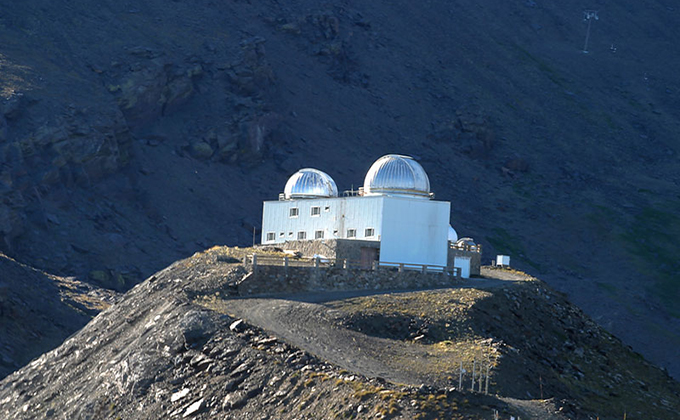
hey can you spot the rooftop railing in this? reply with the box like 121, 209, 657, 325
450, 243, 482, 253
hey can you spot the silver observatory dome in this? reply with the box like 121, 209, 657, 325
363, 154, 432, 198
283, 168, 339, 199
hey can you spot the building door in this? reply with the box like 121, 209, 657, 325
454, 256, 471, 279
360, 247, 378, 269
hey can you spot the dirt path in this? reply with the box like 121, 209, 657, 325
500, 397, 567, 420
226, 298, 424, 384
222, 273, 568, 419
225, 274, 520, 386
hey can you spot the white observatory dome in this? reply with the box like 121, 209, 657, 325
284, 168, 339, 199
448, 225, 458, 242
363, 154, 431, 198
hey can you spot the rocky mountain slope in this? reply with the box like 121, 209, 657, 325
0, 0, 678, 379
0, 248, 677, 420
0, 252, 115, 379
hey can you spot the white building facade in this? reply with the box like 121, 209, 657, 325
261, 155, 452, 268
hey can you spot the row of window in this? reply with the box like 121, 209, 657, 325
266, 228, 375, 242
289, 206, 330, 218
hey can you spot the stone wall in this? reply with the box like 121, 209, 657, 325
335, 239, 380, 262
258, 239, 380, 261
237, 264, 462, 296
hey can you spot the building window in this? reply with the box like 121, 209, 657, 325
315, 230, 324, 239
279, 232, 284, 237
310, 206, 321, 216
365, 228, 375, 238
347, 229, 356, 238
266, 232, 275, 242
333, 229, 338, 236
297, 231, 307, 240
288, 232, 293, 237
289, 207, 299, 218
324, 206, 330, 212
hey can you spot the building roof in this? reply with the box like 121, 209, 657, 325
283, 168, 339, 199
363, 154, 432, 198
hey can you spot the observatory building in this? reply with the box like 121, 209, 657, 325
261, 154, 479, 274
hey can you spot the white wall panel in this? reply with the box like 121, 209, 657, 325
379, 197, 449, 266
261, 196, 383, 244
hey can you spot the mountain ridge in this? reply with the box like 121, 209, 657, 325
1, 247, 677, 419
0, 0, 678, 379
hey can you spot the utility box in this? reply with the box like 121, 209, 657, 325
496, 255, 510, 267
454, 256, 471, 279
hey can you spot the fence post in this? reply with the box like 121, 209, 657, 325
343, 259, 348, 269
485, 364, 490, 395
398, 263, 404, 273
421, 264, 427, 273
459, 361, 463, 390
252, 254, 258, 273
372, 260, 378, 271
479, 365, 483, 392
471, 359, 476, 391
315, 257, 320, 269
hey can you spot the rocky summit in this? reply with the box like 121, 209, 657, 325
0, 247, 678, 420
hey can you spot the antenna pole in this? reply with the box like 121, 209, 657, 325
582, 10, 599, 53
583, 18, 592, 52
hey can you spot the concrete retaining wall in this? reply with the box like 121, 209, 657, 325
237, 264, 462, 296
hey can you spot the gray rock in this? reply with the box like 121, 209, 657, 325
229, 319, 245, 332
223, 391, 247, 409
179, 310, 217, 346
163, 76, 195, 115
182, 398, 205, 417
190, 141, 213, 159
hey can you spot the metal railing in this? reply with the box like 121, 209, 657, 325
450, 243, 482, 253
245, 254, 460, 277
